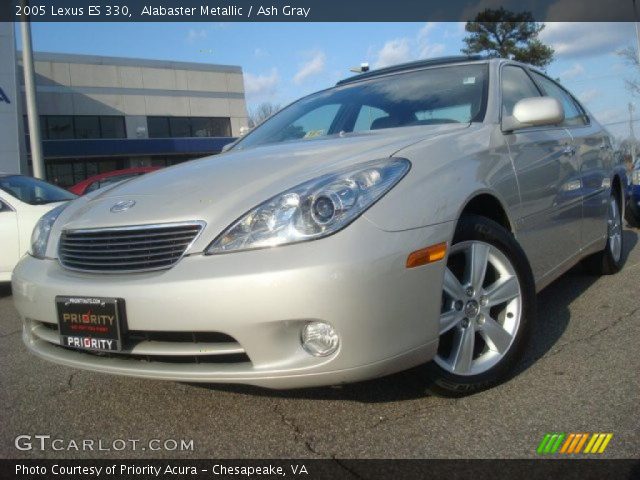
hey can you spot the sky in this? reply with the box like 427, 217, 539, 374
17, 21, 640, 140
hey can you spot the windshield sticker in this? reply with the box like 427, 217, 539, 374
304, 129, 326, 138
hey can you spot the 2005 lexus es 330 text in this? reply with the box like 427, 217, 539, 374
12, 57, 625, 395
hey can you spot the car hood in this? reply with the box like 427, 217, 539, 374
51, 124, 469, 254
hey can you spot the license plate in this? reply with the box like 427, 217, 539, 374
56, 296, 123, 352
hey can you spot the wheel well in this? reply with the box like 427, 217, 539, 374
611, 174, 625, 221
460, 194, 513, 233
612, 175, 623, 205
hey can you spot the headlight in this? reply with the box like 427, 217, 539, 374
30, 204, 68, 259
206, 158, 411, 254
632, 169, 640, 186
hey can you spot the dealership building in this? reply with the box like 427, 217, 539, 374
0, 23, 248, 187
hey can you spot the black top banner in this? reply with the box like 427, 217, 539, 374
1, 0, 637, 22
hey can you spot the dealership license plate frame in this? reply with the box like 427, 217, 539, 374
56, 296, 124, 352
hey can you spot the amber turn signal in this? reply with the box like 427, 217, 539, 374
406, 242, 447, 268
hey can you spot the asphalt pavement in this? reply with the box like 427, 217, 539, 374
1, 229, 639, 460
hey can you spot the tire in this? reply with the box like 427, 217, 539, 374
584, 192, 624, 275
624, 200, 640, 229
426, 214, 536, 397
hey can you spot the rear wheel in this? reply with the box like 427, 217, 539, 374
426, 215, 536, 397
584, 193, 624, 275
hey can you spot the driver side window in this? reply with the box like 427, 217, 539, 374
501, 66, 541, 118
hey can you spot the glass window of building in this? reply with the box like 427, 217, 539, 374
99, 116, 126, 138
46, 116, 74, 140
74, 116, 101, 139
169, 117, 191, 137
148, 117, 171, 138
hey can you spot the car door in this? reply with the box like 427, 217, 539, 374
0, 195, 20, 278
500, 65, 582, 282
530, 71, 611, 250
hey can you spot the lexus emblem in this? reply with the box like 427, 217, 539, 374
110, 200, 136, 213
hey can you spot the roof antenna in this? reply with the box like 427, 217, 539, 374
349, 63, 370, 73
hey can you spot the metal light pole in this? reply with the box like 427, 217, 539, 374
20, 1, 45, 179
634, 0, 640, 64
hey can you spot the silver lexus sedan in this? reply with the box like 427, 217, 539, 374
12, 56, 625, 395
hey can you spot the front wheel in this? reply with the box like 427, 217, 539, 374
426, 215, 536, 397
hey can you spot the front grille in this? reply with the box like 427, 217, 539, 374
58, 222, 204, 272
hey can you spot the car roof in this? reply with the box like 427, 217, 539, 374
336, 55, 491, 86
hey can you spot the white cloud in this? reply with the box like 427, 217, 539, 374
417, 22, 446, 59
559, 63, 585, 80
373, 39, 412, 68
420, 43, 446, 58
254, 48, 269, 58
293, 51, 326, 85
244, 68, 280, 99
186, 28, 207, 43
540, 22, 635, 59
370, 23, 448, 70
417, 22, 436, 42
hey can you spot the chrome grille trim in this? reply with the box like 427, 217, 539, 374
58, 221, 206, 273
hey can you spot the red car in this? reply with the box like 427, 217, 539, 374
68, 166, 162, 195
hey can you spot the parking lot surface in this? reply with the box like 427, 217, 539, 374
1, 229, 639, 459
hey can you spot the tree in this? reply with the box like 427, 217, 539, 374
462, 7, 554, 68
248, 102, 281, 128
619, 46, 640, 97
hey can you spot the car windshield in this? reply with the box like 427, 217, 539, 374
236, 63, 488, 149
0, 175, 77, 205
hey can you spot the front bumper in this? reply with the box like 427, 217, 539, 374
12, 219, 452, 388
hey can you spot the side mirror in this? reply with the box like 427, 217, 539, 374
502, 97, 564, 132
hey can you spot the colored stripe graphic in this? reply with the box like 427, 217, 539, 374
537, 433, 565, 454
540, 433, 613, 455
584, 433, 613, 454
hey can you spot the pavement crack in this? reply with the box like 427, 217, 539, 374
67, 372, 77, 390
548, 306, 640, 357
272, 403, 322, 457
369, 400, 442, 430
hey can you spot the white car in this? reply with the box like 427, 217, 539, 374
0, 174, 76, 282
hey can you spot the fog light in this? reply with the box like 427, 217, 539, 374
301, 322, 339, 357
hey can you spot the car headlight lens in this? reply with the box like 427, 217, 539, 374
632, 169, 640, 186
206, 158, 410, 254
30, 204, 67, 259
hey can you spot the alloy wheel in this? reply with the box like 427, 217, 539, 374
435, 240, 522, 376
608, 196, 622, 262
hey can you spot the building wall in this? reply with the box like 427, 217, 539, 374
0, 23, 24, 174
18, 52, 249, 138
